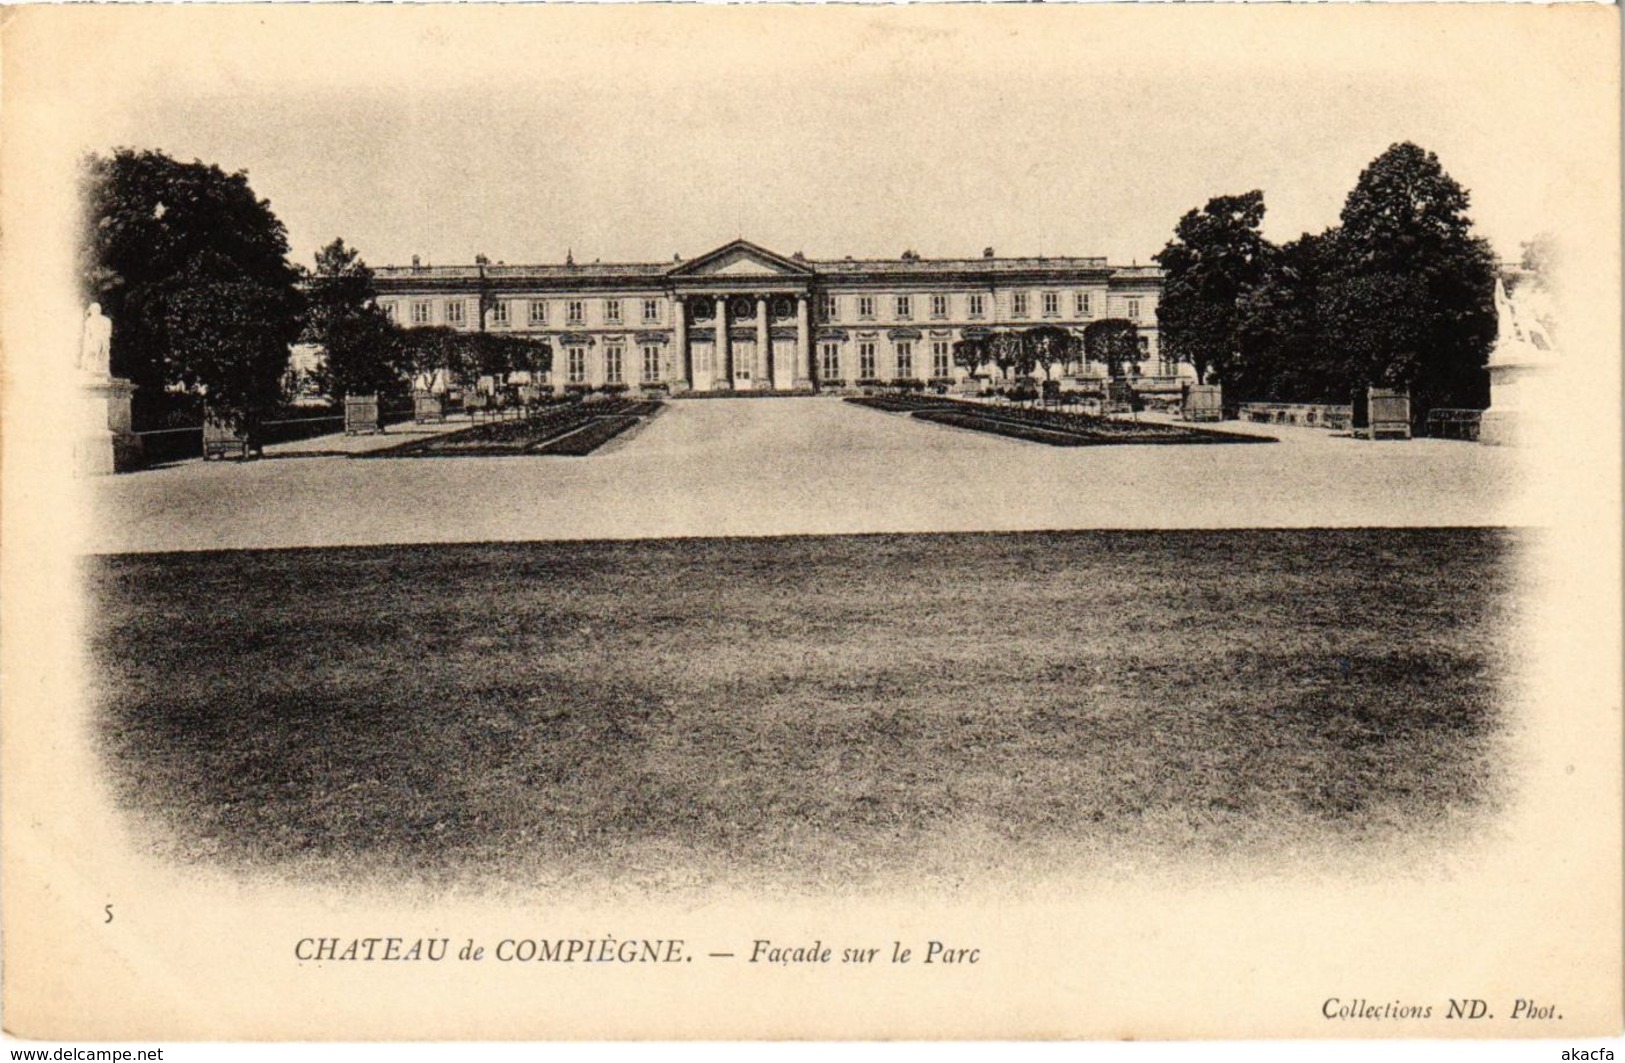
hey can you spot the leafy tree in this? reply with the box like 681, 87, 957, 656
1153, 191, 1272, 385
1024, 325, 1078, 380
301, 238, 402, 401
986, 331, 1026, 381
393, 327, 552, 391
1232, 231, 1337, 404
468, 332, 553, 381
1082, 319, 1140, 378
952, 335, 988, 378
79, 148, 303, 435
1323, 142, 1497, 414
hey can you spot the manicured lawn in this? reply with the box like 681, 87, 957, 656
87, 528, 1518, 892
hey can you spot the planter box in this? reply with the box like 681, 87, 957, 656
345, 394, 382, 434
203, 416, 258, 461
413, 392, 445, 423
1182, 384, 1223, 422
1366, 388, 1412, 440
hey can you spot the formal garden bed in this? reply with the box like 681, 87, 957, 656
529, 414, 643, 456
365, 398, 661, 458
845, 393, 1274, 446
843, 395, 961, 414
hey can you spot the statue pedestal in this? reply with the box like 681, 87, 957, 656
75, 375, 139, 475
1480, 352, 1556, 448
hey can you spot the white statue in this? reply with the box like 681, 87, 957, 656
79, 301, 113, 377
1492, 275, 1558, 364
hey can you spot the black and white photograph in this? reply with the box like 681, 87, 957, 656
1, 3, 1619, 1050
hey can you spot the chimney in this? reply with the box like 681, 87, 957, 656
411, 255, 421, 268
983, 247, 995, 259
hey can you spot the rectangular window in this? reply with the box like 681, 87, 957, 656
932, 341, 951, 378
1127, 298, 1142, 322
380, 301, 398, 323
1043, 292, 1060, 317
858, 341, 877, 379
490, 301, 509, 327
445, 300, 466, 326
819, 342, 841, 380
642, 345, 662, 383
642, 299, 660, 324
567, 300, 585, 326
1011, 292, 1029, 317
604, 299, 622, 325
1075, 291, 1092, 317
411, 301, 432, 326
858, 295, 876, 319
895, 295, 912, 320
967, 293, 985, 318
529, 300, 547, 326
605, 344, 624, 384
820, 295, 838, 322
894, 341, 914, 378
930, 294, 949, 319
567, 348, 586, 384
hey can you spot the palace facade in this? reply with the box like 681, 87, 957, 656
372, 239, 1169, 393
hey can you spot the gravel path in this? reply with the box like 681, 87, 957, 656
88, 397, 1528, 554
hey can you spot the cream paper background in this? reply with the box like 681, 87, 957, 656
1, 4, 1620, 1042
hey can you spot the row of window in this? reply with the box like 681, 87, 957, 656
391, 292, 1147, 329
820, 291, 1140, 323
816, 340, 953, 380
397, 298, 668, 328
562, 343, 667, 385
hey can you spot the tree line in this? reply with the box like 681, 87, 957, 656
1153, 142, 1499, 417
79, 148, 550, 439
950, 319, 1144, 383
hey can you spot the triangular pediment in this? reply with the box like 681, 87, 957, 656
668, 239, 814, 278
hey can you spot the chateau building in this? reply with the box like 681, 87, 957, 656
373, 239, 1168, 392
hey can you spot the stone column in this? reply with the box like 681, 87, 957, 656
714, 295, 729, 390
755, 295, 769, 392
671, 295, 688, 391
795, 294, 811, 389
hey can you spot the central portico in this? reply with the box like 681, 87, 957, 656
667, 241, 815, 392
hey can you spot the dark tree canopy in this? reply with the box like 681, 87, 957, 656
79, 148, 303, 434
1166, 142, 1498, 416
1023, 325, 1080, 379
986, 331, 1028, 379
1153, 190, 1271, 385
951, 335, 988, 377
1327, 142, 1497, 412
1082, 318, 1140, 378
1233, 231, 1339, 404
394, 327, 552, 389
301, 238, 403, 400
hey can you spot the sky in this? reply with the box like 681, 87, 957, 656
24, 5, 1621, 273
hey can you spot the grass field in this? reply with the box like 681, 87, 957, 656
87, 528, 1519, 894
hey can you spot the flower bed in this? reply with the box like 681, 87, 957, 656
529, 415, 643, 456
911, 410, 1095, 446
897, 397, 1276, 447
843, 395, 960, 414
367, 398, 660, 458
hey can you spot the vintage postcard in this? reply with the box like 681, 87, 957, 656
1, 3, 1619, 1048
